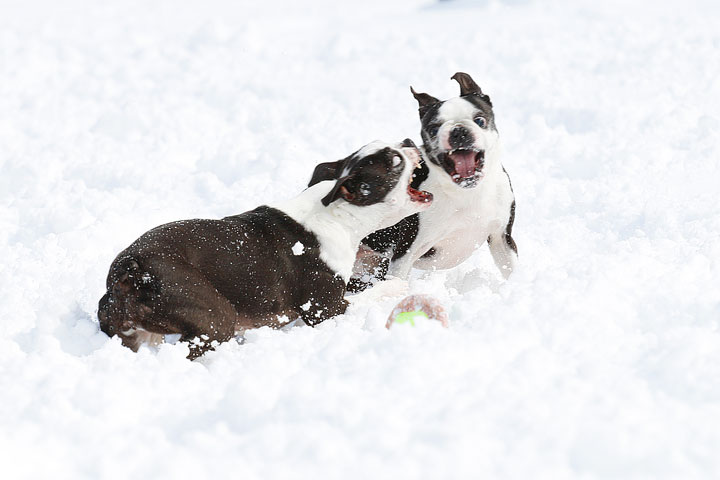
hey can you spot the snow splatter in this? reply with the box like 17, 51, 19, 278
291, 241, 305, 256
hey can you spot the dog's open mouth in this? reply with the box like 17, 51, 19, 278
407, 184, 433, 204
401, 144, 433, 204
444, 148, 485, 186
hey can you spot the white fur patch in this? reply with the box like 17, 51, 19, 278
437, 97, 477, 121
436, 97, 495, 152
276, 142, 427, 282
339, 140, 386, 177
387, 140, 515, 279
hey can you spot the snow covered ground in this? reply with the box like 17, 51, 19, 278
2, 0, 720, 478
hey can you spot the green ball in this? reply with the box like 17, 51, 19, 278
394, 310, 429, 326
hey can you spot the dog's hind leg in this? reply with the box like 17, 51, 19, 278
144, 257, 245, 359
488, 200, 518, 279
99, 255, 241, 359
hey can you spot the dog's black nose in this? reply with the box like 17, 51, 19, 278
401, 138, 417, 148
449, 125, 473, 149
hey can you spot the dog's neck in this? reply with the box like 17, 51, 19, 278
275, 182, 398, 281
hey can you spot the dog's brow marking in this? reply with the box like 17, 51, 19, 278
340, 141, 385, 177
437, 98, 476, 123
356, 141, 385, 158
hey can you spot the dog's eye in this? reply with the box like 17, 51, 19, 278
426, 124, 440, 136
392, 155, 402, 167
359, 182, 371, 196
474, 116, 487, 128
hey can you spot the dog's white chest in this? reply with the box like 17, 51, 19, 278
417, 199, 500, 269
406, 163, 513, 271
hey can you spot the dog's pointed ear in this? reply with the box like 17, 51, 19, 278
410, 86, 440, 118
450, 72, 483, 97
321, 176, 354, 206
410, 86, 440, 107
308, 159, 344, 187
451, 72, 482, 96
451, 72, 492, 106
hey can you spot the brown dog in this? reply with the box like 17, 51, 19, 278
98, 140, 432, 359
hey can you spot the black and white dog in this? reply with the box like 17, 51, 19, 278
311, 73, 517, 289
98, 139, 432, 359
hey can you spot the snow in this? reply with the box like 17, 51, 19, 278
292, 241, 305, 255
1, 0, 720, 478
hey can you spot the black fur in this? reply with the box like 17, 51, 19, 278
98, 206, 347, 359
362, 213, 420, 260
505, 200, 517, 253
410, 86, 441, 118
308, 160, 342, 188
310, 146, 406, 207
451, 72, 493, 107
486, 200, 517, 253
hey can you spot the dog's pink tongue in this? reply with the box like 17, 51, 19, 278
451, 151, 476, 178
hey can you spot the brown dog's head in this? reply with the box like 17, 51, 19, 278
308, 139, 433, 215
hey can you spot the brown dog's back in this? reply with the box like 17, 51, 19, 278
98, 206, 346, 358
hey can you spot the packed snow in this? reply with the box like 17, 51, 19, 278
2, 0, 720, 478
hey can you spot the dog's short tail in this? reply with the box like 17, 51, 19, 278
98, 256, 156, 338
